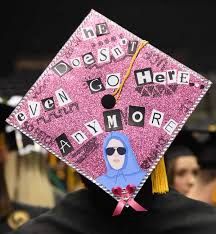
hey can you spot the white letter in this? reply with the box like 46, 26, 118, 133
167, 70, 177, 84
106, 73, 120, 89
89, 79, 103, 92
153, 72, 166, 84
82, 27, 96, 40
55, 88, 72, 107
98, 48, 110, 64
177, 71, 190, 84
52, 61, 71, 77
96, 23, 109, 36
111, 45, 125, 59
71, 131, 87, 144
107, 115, 118, 128
70, 57, 81, 68
134, 68, 153, 85
16, 112, 27, 125
60, 140, 71, 154
163, 119, 178, 135
28, 101, 40, 118
82, 52, 95, 66
132, 111, 143, 123
149, 109, 164, 128
85, 119, 103, 136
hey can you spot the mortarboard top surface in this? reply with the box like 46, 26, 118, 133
198, 146, 216, 170
6, 9, 212, 202
182, 125, 216, 169
164, 127, 201, 161
196, 130, 216, 169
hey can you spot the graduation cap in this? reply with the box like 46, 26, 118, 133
196, 128, 216, 170
164, 127, 201, 162
177, 124, 216, 169
198, 144, 216, 170
6, 10, 211, 215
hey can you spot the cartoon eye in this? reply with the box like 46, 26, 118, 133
117, 147, 126, 155
106, 147, 126, 156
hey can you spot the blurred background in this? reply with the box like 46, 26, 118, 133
1, 0, 216, 126
0, 0, 216, 232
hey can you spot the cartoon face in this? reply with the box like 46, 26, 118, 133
96, 132, 146, 190
106, 138, 126, 170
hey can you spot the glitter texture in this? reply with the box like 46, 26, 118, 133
6, 9, 212, 201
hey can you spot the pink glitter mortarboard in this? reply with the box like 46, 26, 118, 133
6, 9, 211, 213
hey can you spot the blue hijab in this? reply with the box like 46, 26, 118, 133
96, 132, 146, 190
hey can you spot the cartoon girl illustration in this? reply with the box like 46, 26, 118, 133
96, 132, 146, 190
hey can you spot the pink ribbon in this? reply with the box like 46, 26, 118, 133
112, 184, 147, 216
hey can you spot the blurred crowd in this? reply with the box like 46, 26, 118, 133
1, 95, 216, 232
0, 47, 215, 234
0, 101, 84, 232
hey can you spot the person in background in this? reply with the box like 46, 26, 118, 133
2, 98, 56, 208
188, 130, 216, 206
164, 129, 200, 196
165, 145, 200, 196
8, 160, 216, 234
0, 103, 48, 233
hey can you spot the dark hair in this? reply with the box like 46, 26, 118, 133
198, 145, 216, 170
165, 145, 195, 186
165, 158, 176, 186
197, 144, 216, 183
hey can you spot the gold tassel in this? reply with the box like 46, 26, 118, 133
151, 156, 169, 194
